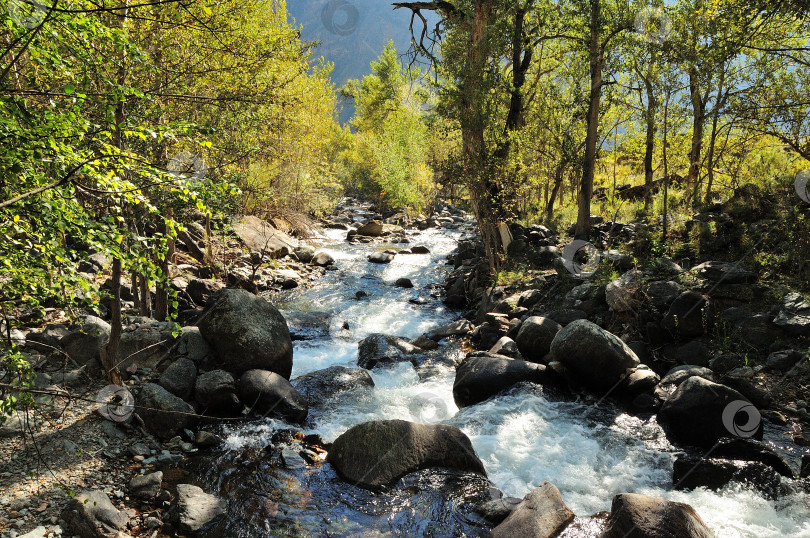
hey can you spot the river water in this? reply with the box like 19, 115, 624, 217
187, 209, 810, 537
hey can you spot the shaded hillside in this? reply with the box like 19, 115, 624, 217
286, 0, 437, 121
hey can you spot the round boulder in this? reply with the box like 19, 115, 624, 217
355, 220, 384, 236
515, 317, 562, 363
658, 376, 762, 447
292, 365, 374, 408
238, 369, 308, 423
453, 353, 551, 407
195, 370, 240, 414
137, 383, 196, 440
311, 251, 335, 267
197, 288, 293, 379
368, 251, 395, 264
602, 493, 714, 538
549, 320, 640, 392
293, 245, 316, 264
489, 482, 575, 538
327, 419, 486, 489
158, 358, 197, 400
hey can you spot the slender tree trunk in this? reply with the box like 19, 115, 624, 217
575, 0, 603, 240
643, 75, 657, 210
154, 218, 170, 321
546, 165, 565, 220
131, 270, 140, 311
138, 276, 151, 317
101, 0, 129, 385
687, 67, 704, 203
102, 258, 123, 385
662, 91, 670, 243
704, 63, 726, 204
205, 213, 213, 265
612, 122, 618, 199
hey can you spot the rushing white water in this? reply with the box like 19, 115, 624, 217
227, 218, 810, 537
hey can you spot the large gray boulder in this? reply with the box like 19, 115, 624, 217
117, 320, 176, 371
238, 369, 308, 423
327, 419, 486, 489
59, 316, 110, 368
172, 484, 227, 533
601, 493, 715, 538
197, 288, 293, 379
311, 251, 335, 267
368, 251, 395, 264
356, 220, 384, 236
773, 292, 810, 336
137, 383, 196, 440
60, 490, 128, 538
489, 482, 575, 538
292, 365, 374, 407
658, 376, 762, 447
605, 270, 644, 313
174, 326, 212, 363
514, 317, 562, 362
158, 357, 197, 400
233, 215, 298, 258
129, 471, 163, 500
695, 261, 756, 284
549, 320, 639, 392
186, 278, 224, 307
195, 369, 239, 413
357, 334, 420, 369
427, 319, 474, 340
293, 245, 316, 263
453, 353, 550, 407
26, 324, 70, 353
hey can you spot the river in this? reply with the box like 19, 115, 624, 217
184, 205, 810, 537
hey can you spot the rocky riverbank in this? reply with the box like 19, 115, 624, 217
2, 197, 809, 537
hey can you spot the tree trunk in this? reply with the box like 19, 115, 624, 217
101, 258, 123, 385
102, 0, 129, 385
205, 213, 213, 265
643, 75, 657, 210
154, 216, 171, 321
131, 270, 140, 312
662, 91, 670, 243
575, 0, 603, 240
138, 276, 151, 317
687, 67, 704, 202
462, 0, 501, 275
546, 165, 565, 220
704, 62, 726, 204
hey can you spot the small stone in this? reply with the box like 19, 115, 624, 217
128, 443, 151, 457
